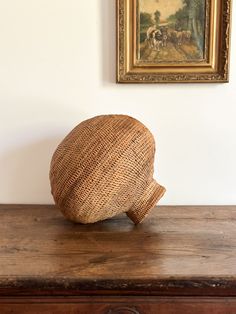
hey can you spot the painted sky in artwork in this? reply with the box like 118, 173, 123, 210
139, 0, 184, 20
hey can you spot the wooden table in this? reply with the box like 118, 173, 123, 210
0, 205, 236, 313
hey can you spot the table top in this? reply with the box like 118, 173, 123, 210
0, 204, 236, 296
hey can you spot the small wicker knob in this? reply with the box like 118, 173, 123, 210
50, 115, 165, 224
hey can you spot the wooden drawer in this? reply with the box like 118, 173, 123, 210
1, 205, 236, 314
1, 297, 236, 314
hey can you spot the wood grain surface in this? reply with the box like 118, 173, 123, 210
0, 205, 236, 296
1, 297, 236, 314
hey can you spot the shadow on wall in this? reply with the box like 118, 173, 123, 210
0, 138, 61, 204
100, 0, 116, 85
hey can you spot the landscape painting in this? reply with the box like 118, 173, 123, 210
137, 0, 207, 63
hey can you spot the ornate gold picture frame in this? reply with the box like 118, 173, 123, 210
117, 0, 231, 83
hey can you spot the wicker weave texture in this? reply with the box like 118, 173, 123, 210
50, 115, 165, 224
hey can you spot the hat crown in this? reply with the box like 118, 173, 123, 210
50, 115, 165, 224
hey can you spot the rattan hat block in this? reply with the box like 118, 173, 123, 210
50, 115, 165, 224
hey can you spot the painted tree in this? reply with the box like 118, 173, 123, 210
167, 0, 205, 51
183, 0, 205, 50
154, 10, 161, 27
140, 12, 153, 27
140, 12, 154, 42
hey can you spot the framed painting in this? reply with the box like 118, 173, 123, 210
117, 0, 232, 83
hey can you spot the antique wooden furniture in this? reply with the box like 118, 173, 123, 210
0, 205, 236, 313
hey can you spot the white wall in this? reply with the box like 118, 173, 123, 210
0, 0, 236, 205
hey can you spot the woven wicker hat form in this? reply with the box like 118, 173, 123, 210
50, 115, 166, 224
